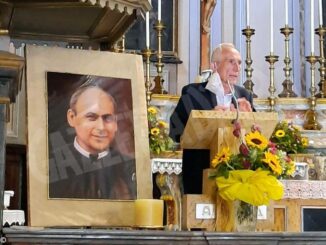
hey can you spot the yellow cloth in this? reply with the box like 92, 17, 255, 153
216, 169, 284, 206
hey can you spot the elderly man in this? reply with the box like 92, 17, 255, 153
169, 43, 254, 194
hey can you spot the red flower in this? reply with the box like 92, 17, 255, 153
251, 123, 262, 133
243, 160, 251, 169
233, 121, 241, 138
268, 142, 277, 154
239, 143, 249, 156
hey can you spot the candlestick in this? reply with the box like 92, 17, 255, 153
265, 54, 279, 111
158, 0, 161, 21
315, 26, 326, 98
142, 48, 153, 105
113, 35, 125, 53
270, 0, 274, 53
303, 55, 322, 130
151, 20, 167, 94
134, 199, 164, 228
311, 0, 315, 54
242, 27, 257, 97
319, 0, 323, 26
279, 26, 297, 97
146, 11, 150, 48
246, 0, 250, 27
285, 0, 289, 26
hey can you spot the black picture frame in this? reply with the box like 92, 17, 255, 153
125, 0, 178, 59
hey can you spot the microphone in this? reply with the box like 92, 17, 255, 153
227, 80, 239, 123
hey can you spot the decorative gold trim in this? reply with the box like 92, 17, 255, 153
152, 95, 326, 108
0, 97, 10, 123
151, 94, 180, 102
0, 29, 9, 35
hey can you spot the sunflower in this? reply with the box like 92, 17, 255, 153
286, 160, 295, 175
301, 137, 308, 147
275, 129, 285, 138
262, 151, 282, 176
148, 106, 158, 114
211, 147, 231, 168
245, 131, 269, 150
150, 127, 160, 136
158, 120, 168, 128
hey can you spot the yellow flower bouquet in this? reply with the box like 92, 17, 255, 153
211, 122, 295, 207
147, 106, 174, 155
270, 121, 308, 154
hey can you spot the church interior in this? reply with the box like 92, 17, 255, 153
1, 0, 326, 243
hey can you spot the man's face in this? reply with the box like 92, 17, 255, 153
216, 48, 242, 85
67, 87, 117, 154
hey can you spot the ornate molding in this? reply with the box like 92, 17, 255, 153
151, 158, 182, 175
80, 0, 151, 15
282, 180, 326, 199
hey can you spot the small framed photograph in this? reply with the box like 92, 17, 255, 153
26, 45, 151, 227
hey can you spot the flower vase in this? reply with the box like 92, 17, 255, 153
233, 200, 257, 232
217, 198, 257, 232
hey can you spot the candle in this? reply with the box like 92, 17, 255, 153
134, 199, 163, 227
270, 0, 274, 53
246, 0, 250, 27
311, 0, 315, 53
158, 0, 161, 21
319, 0, 323, 26
146, 11, 150, 48
285, 0, 289, 25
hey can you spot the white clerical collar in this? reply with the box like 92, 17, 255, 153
73, 137, 109, 160
205, 72, 232, 106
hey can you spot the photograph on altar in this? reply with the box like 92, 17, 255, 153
47, 72, 136, 200
26, 45, 152, 227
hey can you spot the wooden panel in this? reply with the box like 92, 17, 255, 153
274, 208, 286, 231
182, 194, 215, 231
181, 111, 278, 150
256, 204, 275, 232
274, 198, 326, 232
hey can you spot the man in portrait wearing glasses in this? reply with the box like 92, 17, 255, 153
169, 43, 255, 195
49, 83, 137, 200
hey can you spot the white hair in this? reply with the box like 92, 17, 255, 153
211, 43, 236, 63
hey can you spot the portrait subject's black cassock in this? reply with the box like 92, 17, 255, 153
49, 145, 137, 200
169, 81, 255, 194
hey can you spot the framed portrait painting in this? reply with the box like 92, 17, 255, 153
26, 45, 151, 227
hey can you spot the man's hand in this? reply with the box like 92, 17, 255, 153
214, 105, 237, 112
213, 105, 229, 111
237, 97, 252, 112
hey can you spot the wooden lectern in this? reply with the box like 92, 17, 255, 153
180, 110, 278, 231
181, 110, 278, 161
